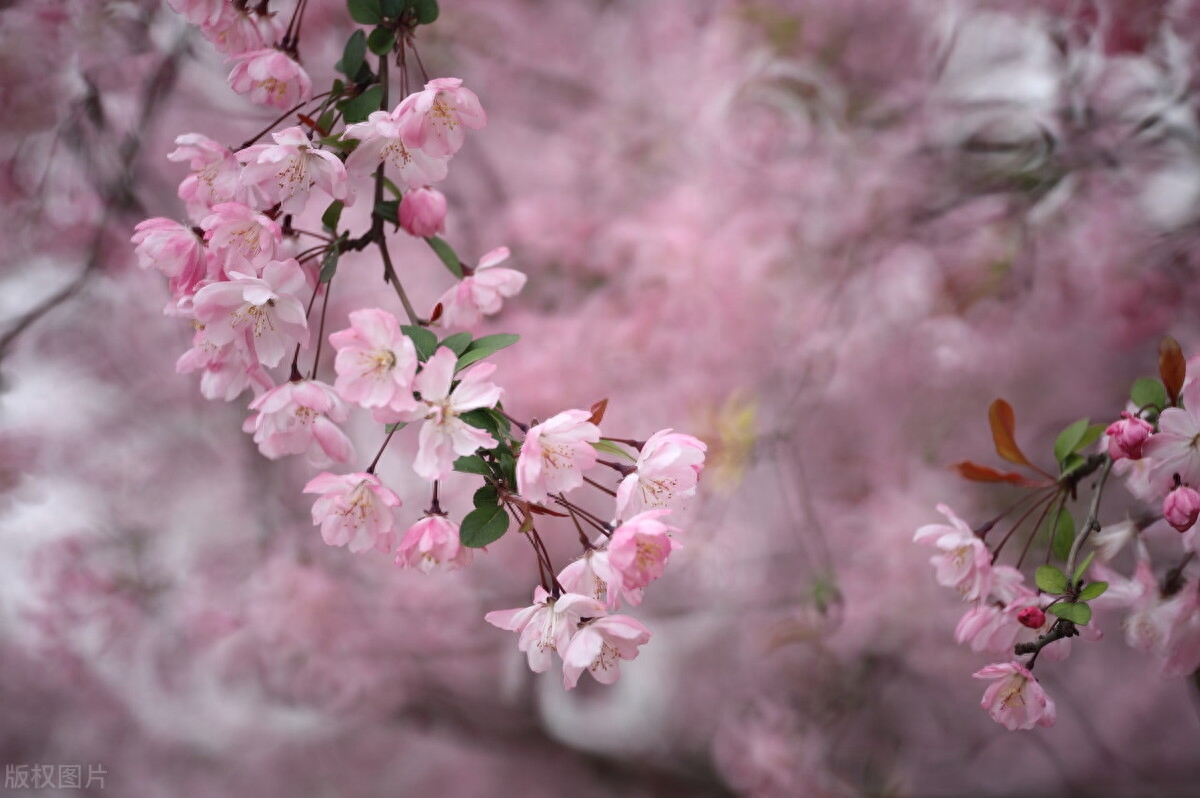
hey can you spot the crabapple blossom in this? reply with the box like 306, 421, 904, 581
1163, 485, 1200, 532
342, 110, 449, 188
1017, 606, 1046, 629
1106, 412, 1154, 460
199, 202, 282, 274
613, 428, 707, 519
484, 587, 606, 674
175, 328, 272, 402
561, 614, 651, 689
435, 247, 527, 329
516, 409, 600, 505
394, 78, 487, 158
1142, 379, 1200, 491
557, 548, 616, 605
328, 308, 419, 421
394, 514, 472, 573
973, 662, 1057, 730
166, 0, 223, 27
606, 509, 681, 607
130, 217, 208, 301
168, 133, 243, 220
242, 380, 354, 467
191, 258, 309, 368
236, 126, 348, 215
227, 48, 312, 110
201, 3, 285, 56
398, 348, 502, 481
913, 504, 994, 601
303, 472, 401, 554
398, 187, 447, 238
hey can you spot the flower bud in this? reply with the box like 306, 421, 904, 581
1164, 485, 1200, 532
1016, 606, 1046, 629
1105, 412, 1153, 461
399, 186, 447, 238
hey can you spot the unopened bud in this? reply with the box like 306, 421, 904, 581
1164, 485, 1200, 532
1017, 606, 1046, 629
1105, 412, 1153, 461
399, 186, 447, 238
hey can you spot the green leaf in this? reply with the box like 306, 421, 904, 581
381, 0, 407, 17
402, 325, 437, 360
1053, 418, 1090, 466
1131, 376, 1168, 411
367, 26, 396, 56
459, 408, 502, 440
413, 0, 439, 24
317, 108, 337, 135
1075, 423, 1106, 455
321, 200, 345, 233
384, 421, 407, 434
340, 85, 383, 124
453, 455, 492, 476
1077, 581, 1108, 601
1072, 551, 1096, 585
439, 332, 472, 356
340, 30, 367, 78
456, 334, 520, 371
373, 199, 399, 223
1048, 601, 1092, 625
460, 503, 508, 548
473, 483, 498, 509
591, 439, 637, 462
1035, 565, 1068, 595
1050, 507, 1075, 563
425, 236, 463, 279
348, 0, 384, 24
496, 447, 518, 488
318, 247, 340, 284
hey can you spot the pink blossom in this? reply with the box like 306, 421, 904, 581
484, 587, 605, 674
516, 409, 600, 505
1106, 411, 1154, 460
342, 110, 449, 189
606, 509, 681, 607
175, 329, 272, 401
242, 380, 354, 466
227, 48, 312, 110
1160, 584, 1200, 677
394, 514, 472, 573
973, 662, 1056, 730
1142, 379, 1200, 491
398, 348, 502, 481
394, 77, 487, 158
1164, 485, 1200, 532
167, 134, 242, 221
199, 202, 282, 274
557, 549, 617, 605
955, 603, 1022, 655
130, 218, 208, 300
328, 308, 419, 421
166, 0, 223, 26
201, 3, 284, 56
303, 472, 401, 554
1017, 606, 1046, 629
435, 247, 527, 329
913, 504, 994, 601
191, 258, 309, 368
561, 615, 651, 689
236, 126, 348, 215
614, 428, 707, 519
399, 186, 447, 238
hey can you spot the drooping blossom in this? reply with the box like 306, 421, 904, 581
175, 328, 272, 401
973, 662, 1057, 730
191, 258, 309, 368
913, 504, 994, 601
435, 247, 527, 329
227, 48, 312, 110
199, 202, 282, 274
1164, 485, 1200, 532
303, 472, 401, 554
516, 409, 600, 505
561, 615, 651, 689
484, 587, 606, 674
1142, 379, 1200, 491
557, 548, 617, 605
236, 126, 348, 215
613, 428, 707, 519
201, 2, 285, 56
342, 110, 449, 188
242, 380, 354, 466
398, 348, 502, 481
328, 308, 420, 421
1160, 584, 1200, 677
394, 78, 487, 158
394, 514, 472, 573
606, 509, 681, 608
166, 0, 223, 26
1106, 411, 1154, 460
168, 134, 242, 220
131, 218, 208, 301
398, 186, 447, 238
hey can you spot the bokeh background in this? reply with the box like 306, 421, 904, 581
2, 1, 1200, 795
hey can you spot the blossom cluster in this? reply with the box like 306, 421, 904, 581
130, 0, 706, 691
916, 339, 1200, 731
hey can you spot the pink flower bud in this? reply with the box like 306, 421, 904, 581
1164, 485, 1200, 532
399, 186, 447, 238
1105, 412, 1154, 460
1016, 606, 1046, 629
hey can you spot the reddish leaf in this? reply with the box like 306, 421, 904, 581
588, 398, 609, 427
297, 113, 328, 136
953, 461, 1036, 486
1160, 336, 1186, 406
526, 503, 569, 517
988, 399, 1034, 467
428, 302, 443, 324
